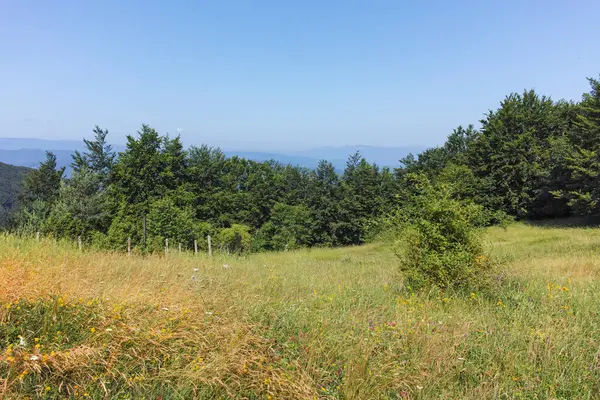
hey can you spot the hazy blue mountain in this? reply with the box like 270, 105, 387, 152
284, 145, 424, 168
0, 149, 75, 170
0, 138, 423, 172
223, 151, 347, 171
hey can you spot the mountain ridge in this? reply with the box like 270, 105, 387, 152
0, 138, 422, 172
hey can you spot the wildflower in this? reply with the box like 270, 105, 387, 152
90, 327, 96, 333
35, 343, 41, 349
223, 264, 230, 269
193, 268, 199, 272
18, 336, 26, 347
30, 355, 39, 361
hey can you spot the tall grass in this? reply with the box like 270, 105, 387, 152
1, 223, 600, 399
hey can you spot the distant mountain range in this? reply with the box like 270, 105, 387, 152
0, 138, 423, 172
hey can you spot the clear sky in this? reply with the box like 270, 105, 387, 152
1, 0, 599, 150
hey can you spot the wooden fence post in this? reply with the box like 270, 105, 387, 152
165, 238, 169, 255
194, 239, 198, 255
78, 236, 82, 251
178, 243, 182, 254
208, 235, 212, 257
36, 231, 40, 242
143, 215, 147, 248
127, 237, 131, 256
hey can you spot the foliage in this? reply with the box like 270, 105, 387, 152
46, 168, 111, 240
72, 125, 116, 183
0, 162, 30, 228
558, 77, 600, 216
18, 151, 65, 207
12, 152, 64, 235
145, 198, 197, 252
254, 203, 312, 251
393, 174, 491, 290
467, 91, 575, 219
217, 224, 252, 254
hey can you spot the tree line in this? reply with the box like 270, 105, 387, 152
9, 75, 600, 253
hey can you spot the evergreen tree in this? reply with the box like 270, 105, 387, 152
307, 160, 341, 245
468, 90, 572, 219
72, 126, 116, 183
20, 151, 65, 206
13, 151, 65, 234
560, 77, 600, 216
47, 168, 111, 239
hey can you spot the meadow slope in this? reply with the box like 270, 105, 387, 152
1, 224, 600, 399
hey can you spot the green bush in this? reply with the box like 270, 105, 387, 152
394, 173, 491, 290
254, 203, 312, 251
217, 224, 252, 254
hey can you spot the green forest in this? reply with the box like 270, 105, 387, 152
0, 162, 31, 227
7, 75, 600, 254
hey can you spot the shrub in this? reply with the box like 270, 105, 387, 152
394, 173, 491, 290
254, 203, 312, 251
217, 224, 252, 254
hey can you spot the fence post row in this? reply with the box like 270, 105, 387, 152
109, 236, 215, 256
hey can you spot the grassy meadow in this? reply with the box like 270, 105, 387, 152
1, 223, 600, 399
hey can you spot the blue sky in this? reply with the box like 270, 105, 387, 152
1, 0, 599, 150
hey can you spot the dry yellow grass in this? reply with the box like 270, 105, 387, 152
1, 223, 600, 399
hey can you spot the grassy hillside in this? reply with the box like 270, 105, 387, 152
0, 162, 30, 227
1, 224, 600, 399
